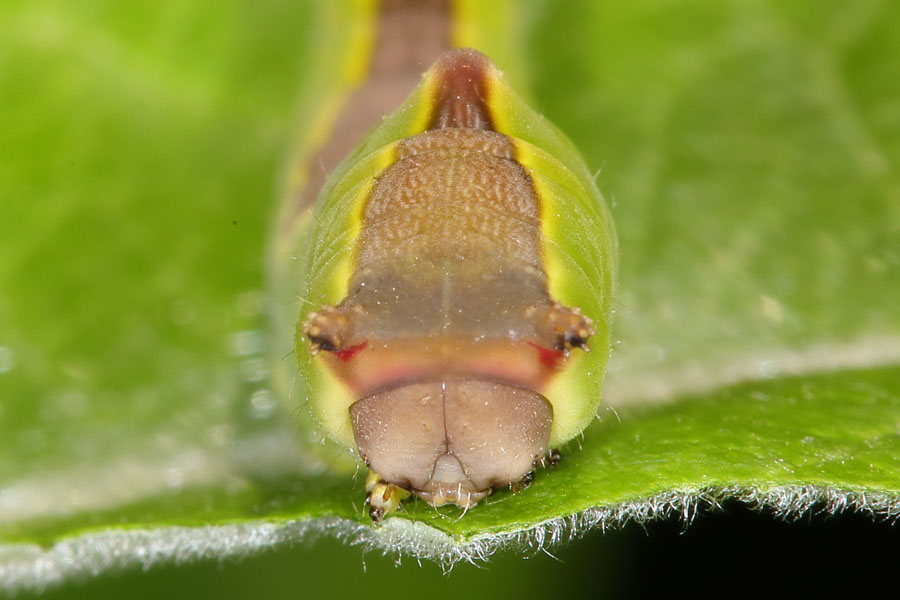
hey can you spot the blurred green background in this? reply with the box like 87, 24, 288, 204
2, 0, 900, 596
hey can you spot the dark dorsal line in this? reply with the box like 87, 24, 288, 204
283, 0, 452, 231
426, 48, 495, 131
372, 0, 453, 79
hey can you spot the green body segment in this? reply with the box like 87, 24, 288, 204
291, 52, 617, 449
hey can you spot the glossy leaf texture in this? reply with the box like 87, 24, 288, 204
2, 0, 899, 594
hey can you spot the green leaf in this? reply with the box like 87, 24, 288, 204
2, 0, 899, 594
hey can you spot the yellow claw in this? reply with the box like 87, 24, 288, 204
365, 471, 411, 523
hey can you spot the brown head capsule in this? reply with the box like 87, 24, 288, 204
352, 380, 552, 508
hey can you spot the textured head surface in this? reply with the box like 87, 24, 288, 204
350, 379, 553, 507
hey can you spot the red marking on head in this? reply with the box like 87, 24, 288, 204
333, 341, 368, 362
528, 342, 565, 370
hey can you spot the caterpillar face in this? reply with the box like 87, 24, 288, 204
351, 380, 552, 511
294, 49, 616, 520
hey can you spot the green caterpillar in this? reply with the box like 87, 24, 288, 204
279, 47, 616, 520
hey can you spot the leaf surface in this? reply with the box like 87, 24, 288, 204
1, 0, 899, 593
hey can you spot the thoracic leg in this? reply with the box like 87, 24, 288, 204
526, 301, 595, 352
365, 471, 410, 523
303, 304, 365, 354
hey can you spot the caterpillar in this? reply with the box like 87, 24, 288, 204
272, 2, 616, 521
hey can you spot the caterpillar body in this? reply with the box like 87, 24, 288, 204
281, 48, 616, 520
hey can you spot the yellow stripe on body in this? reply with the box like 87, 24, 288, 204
303, 73, 440, 446
452, 0, 528, 93
277, 0, 378, 250
309, 73, 437, 307
481, 64, 615, 446
512, 144, 612, 446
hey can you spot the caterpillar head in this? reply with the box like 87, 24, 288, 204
351, 379, 552, 510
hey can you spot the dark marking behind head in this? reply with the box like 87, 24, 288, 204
427, 48, 495, 131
